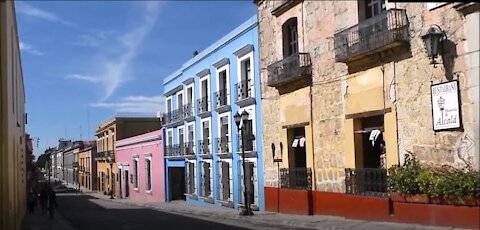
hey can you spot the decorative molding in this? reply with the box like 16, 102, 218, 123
196, 68, 210, 78
164, 85, 183, 97
233, 44, 254, 57
182, 77, 194, 85
213, 58, 230, 69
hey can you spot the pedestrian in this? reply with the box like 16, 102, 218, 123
27, 190, 36, 214
39, 184, 48, 215
47, 186, 58, 219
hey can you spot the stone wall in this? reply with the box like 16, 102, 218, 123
257, 1, 479, 192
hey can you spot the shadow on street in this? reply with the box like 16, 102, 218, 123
56, 194, 249, 230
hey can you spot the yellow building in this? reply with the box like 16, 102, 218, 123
95, 117, 161, 197
0, 1, 27, 229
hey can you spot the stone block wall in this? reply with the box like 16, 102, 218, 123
257, 1, 479, 193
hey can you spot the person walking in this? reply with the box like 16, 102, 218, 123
47, 186, 58, 219
39, 184, 48, 215
27, 190, 36, 214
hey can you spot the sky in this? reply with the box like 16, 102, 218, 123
15, 1, 256, 158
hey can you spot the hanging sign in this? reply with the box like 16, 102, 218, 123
431, 80, 461, 131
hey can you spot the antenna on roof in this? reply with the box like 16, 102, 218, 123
193, 50, 199, 57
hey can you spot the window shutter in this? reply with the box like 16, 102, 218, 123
222, 162, 229, 200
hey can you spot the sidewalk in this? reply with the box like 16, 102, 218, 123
21, 207, 78, 230
86, 191, 466, 230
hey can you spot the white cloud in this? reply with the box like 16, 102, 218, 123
65, 74, 99, 83
15, 2, 78, 28
90, 94, 164, 114
97, 2, 161, 102
19, 42, 46, 56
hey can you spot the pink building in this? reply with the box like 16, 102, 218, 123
115, 129, 165, 202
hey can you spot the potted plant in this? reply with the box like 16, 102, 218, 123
388, 154, 422, 202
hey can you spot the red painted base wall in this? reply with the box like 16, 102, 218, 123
264, 187, 480, 229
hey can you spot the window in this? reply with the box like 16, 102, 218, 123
201, 161, 212, 197
218, 114, 230, 153
241, 58, 251, 82
178, 127, 184, 154
364, 0, 386, 20
186, 123, 195, 155
133, 158, 139, 189
282, 17, 298, 58
199, 75, 210, 113
167, 129, 173, 146
216, 64, 230, 107
166, 97, 172, 114
145, 157, 152, 191
219, 160, 232, 201
200, 119, 211, 154
186, 86, 193, 105
177, 91, 183, 110
186, 161, 196, 194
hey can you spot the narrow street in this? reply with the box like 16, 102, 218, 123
54, 193, 248, 230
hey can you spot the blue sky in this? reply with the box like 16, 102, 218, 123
16, 1, 256, 157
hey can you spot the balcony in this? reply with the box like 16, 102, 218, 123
183, 103, 194, 122
237, 133, 256, 157
165, 145, 181, 158
197, 97, 210, 118
235, 79, 255, 107
198, 139, 210, 156
164, 109, 184, 127
184, 141, 195, 157
215, 136, 230, 154
345, 168, 387, 197
280, 167, 312, 190
333, 9, 410, 64
267, 53, 312, 89
214, 89, 230, 113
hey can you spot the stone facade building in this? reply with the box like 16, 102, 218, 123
256, 0, 479, 227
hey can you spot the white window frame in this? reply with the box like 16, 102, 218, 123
167, 128, 174, 146
201, 159, 213, 198
145, 156, 152, 193
238, 105, 256, 150
186, 159, 197, 195
186, 122, 195, 143
176, 90, 184, 111
199, 74, 211, 109
133, 157, 139, 190
217, 159, 233, 201
236, 52, 255, 98
185, 83, 195, 112
200, 117, 212, 153
177, 125, 185, 146
215, 64, 230, 105
166, 96, 173, 113
217, 112, 232, 152
238, 158, 259, 206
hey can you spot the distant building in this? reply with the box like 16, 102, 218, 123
78, 141, 98, 191
115, 130, 164, 202
0, 1, 27, 229
94, 117, 161, 197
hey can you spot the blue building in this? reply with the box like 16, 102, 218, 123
162, 16, 264, 211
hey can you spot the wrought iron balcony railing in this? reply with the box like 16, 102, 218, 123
345, 168, 387, 197
280, 167, 312, 190
164, 108, 184, 125
197, 97, 209, 114
214, 89, 229, 109
236, 79, 253, 102
333, 9, 410, 63
267, 53, 312, 87
183, 103, 194, 119
165, 144, 181, 157
184, 141, 195, 156
215, 136, 230, 153
237, 133, 255, 152
198, 139, 210, 155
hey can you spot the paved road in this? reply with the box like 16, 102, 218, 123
56, 193, 249, 230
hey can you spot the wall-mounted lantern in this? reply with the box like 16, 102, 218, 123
421, 24, 447, 67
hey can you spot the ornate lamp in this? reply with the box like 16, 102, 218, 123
421, 24, 447, 67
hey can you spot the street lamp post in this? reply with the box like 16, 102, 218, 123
107, 155, 114, 199
234, 110, 253, 216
